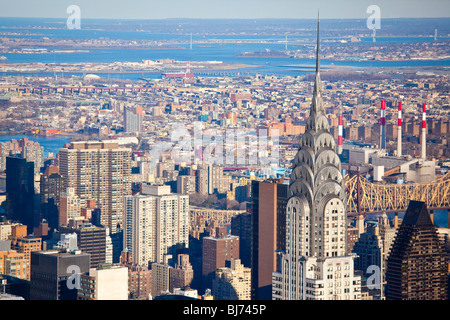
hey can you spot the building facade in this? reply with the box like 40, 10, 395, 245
385, 201, 448, 300
59, 140, 132, 233
123, 184, 189, 266
212, 258, 251, 300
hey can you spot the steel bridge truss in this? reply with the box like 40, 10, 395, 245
345, 172, 450, 215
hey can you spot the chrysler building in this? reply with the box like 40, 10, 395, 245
272, 16, 362, 300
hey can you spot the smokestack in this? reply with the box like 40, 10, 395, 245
338, 115, 343, 154
380, 100, 386, 150
397, 101, 402, 157
421, 103, 426, 160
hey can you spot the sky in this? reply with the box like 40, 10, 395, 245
0, 0, 449, 20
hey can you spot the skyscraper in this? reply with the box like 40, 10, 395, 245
251, 178, 288, 300
5, 156, 35, 233
59, 140, 132, 233
385, 201, 448, 300
272, 16, 361, 300
39, 165, 63, 232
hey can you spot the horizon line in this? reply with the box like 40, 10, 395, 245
1, 16, 450, 21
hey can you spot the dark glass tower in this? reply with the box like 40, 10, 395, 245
39, 165, 63, 232
6, 156, 35, 233
385, 200, 448, 300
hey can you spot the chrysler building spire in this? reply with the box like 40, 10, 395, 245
311, 11, 325, 115
272, 13, 362, 300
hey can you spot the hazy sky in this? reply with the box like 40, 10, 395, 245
1, 0, 449, 19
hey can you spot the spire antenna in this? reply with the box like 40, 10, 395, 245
316, 10, 320, 73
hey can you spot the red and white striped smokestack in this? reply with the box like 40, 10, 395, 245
338, 115, 343, 154
380, 100, 386, 150
421, 103, 426, 160
397, 101, 402, 157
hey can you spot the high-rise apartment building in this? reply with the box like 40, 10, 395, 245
0, 138, 43, 174
124, 105, 144, 133
123, 184, 189, 266
59, 187, 82, 227
202, 230, 239, 291
59, 140, 132, 233
177, 175, 196, 195
212, 258, 251, 300
272, 19, 361, 300
385, 201, 448, 300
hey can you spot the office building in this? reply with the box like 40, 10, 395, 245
30, 250, 90, 300
251, 178, 288, 300
385, 201, 448, 300
5, 156, 35, 233
59, 222, 107, 269
59, 140, 132, 233
39, 165, 63, 231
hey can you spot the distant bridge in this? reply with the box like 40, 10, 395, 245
345, 171, 450, 217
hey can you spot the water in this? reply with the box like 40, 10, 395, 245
1, 17, 449, 79
0, 134, 70, 158
383, 210, 449, 229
